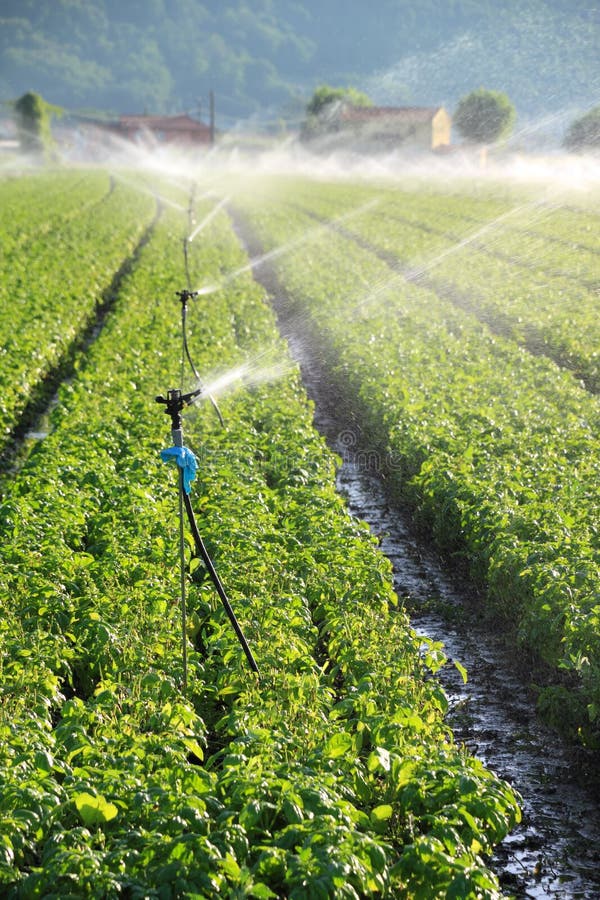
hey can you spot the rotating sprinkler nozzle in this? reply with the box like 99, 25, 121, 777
176, 288, 201, 304
156, 385, 204, 431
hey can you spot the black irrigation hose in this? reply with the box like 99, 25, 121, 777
157, 387, 259, 683
180, 291, 202, 382
178, 291, 225, 428
183, 489, 260, 675
180, 184, 225, 426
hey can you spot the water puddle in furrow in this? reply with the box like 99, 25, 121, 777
286, 334, 600, 899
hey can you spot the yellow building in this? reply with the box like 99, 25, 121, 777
330, 104, 452, 153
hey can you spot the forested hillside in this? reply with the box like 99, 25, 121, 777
0, 1, 598, 134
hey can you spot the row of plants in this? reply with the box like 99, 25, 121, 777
274, 177, 599, 392
0, 171, 156, 452
0, 171, 520, 897
384, 189, 600, 257
281, 176, 599, 259
229, 180, 600, 745
0, 170, 111, 254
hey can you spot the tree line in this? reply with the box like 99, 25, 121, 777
301, 85, 600, 152
12, 86, 600, 161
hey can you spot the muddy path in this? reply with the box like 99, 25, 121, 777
228, 209, 600, 898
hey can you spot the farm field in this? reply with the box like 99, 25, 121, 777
227, 173, 600, 744
0, 163, 598, 897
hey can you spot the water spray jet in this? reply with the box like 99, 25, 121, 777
110, 170, 188, 212
191, 196, 381, 297
187, 196, 229, 244
196, 353, 293, 402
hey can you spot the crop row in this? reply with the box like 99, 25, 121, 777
0, 173, 519, 897
0, 172, 156, 453
281, 176, 599, 258
229, 181, 600, 744
0, 170, 111, 254
268, 177, 599, 392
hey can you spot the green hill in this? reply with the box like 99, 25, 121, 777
0, 0, 598, 139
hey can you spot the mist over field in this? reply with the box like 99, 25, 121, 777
0, 0, 598, 144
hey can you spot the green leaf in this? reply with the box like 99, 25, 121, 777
370, 804, 393, 822
367, 746, 391, 772
322, 731, 353, 759
221, 852, 241, 880
34, 750, 54, 774
250, 884, 278, 899
182, 737, 205, 762
453, 659, 468, 684
189, 556, 202, 574
73, 792, 118, 826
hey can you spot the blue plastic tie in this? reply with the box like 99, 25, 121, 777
160, 446, 198, 494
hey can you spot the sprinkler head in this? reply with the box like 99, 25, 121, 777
156, 386, 204, 417
175, 289, 200, 305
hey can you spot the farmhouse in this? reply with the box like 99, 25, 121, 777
53, 111, 215, 160
319, 103, 451, 153
114, 113, 213, 146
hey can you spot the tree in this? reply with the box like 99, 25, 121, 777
305, 84, 372, 118
14, 91, 62, 161
453, 88, 516, 144
302, 84, 372, 143
563, 106, 600, 153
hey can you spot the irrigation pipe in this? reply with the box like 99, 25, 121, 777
158, 388, 259, 682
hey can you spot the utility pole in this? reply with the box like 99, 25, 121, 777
209, 90, 215, 144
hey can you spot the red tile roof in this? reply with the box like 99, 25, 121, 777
119, 114, 210, 133
339, 106, 443, 123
